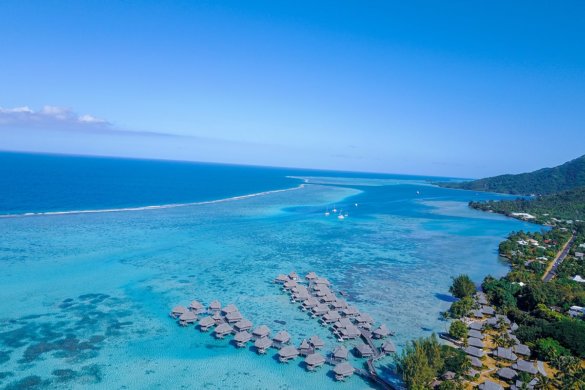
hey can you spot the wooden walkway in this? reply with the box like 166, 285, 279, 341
359, 329, 396, 390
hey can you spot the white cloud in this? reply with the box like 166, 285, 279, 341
0, 105, 111, 129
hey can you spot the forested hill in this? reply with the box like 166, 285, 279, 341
438, 154, 585, 195
469, 186, 585, 223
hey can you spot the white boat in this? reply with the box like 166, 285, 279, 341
332, 206, 337, 213
324, 210, 330, 216
338, 213, 345, 220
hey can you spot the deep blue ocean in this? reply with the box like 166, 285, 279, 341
0, 152, 455, 215
0, 152, 540, 389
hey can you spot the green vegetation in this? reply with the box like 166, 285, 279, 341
469, 187, 585, 223
395, 334, 467, 389
437, 154, 585, 195
535, 337, 570, 361
449, 274, 476, 299
447, 297, 473, 319
448, 320, 467, 341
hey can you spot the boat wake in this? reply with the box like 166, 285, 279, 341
0, 184, 306, 219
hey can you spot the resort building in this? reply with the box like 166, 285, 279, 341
333, 362, 355, 381
254, 337, 272, 354
208, 300, 221, 313
332, 345, 349, 362
233, 331, 252, 348
178, 311, 197, 326
234, 319, 253, 332
304, 353, 325, 371
213, 323, 233, 339
252, 325, 271, 339
308, 335, 325, 349
170, 305, 188, 319
198, 316, 215, 331
278, 346, 299, 363
272, 330, 291, 348
354, 343, 374, 358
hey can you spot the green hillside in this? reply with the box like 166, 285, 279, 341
469, 186, 585, 223
439, 154, 585, 195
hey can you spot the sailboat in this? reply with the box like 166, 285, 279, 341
338, 211, 345, 220
324, 208, 330, 216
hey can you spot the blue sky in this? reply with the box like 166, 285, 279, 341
0, 1, 584, 177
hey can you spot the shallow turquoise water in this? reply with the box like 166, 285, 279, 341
0, 178, 539, 389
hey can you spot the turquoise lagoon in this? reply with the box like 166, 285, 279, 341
0, 158, 541, 389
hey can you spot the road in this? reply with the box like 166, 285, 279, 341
543, 234, 576, 282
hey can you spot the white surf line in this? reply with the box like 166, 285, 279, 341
0, 184, 307, 219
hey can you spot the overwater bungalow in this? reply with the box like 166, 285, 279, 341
189, 300, 205, 314
471, 309, 484, 318
225, 311, 243, 323
493, 347, 517, 361
314, 289, 330, 298
309, 335, 325, 349
170, 305, 188, 319
320, 294, 336, 303
341, 306, 359, 317
304, 353, 325, 371
298, 339, 314, 356
208, 300, 221, 313
478, 380, 504, 390
336, 325, 361, 340
305, 271, 317, 280
331, 299, 348, 310
233, 331, 252, 347
213, 323, 233, 339
212, 311, 224, 324
178, 311, 197, 326
311, 304, 329, 317
278, 346, 299, 363
275, 274, 289, 284
354, 343, 374, 358
221, 304, 238, 315
332, 345, 349, 362
254, 337, 272, 354
512, 360, 538, 375
302, 297, 319, 310
283, 280, 298, 290
234, 319, 253, 332
293, 291, 310, 301
321, 311, 341, 324
355, 313, 374, 324
313, 277, 330, 286
272, 330, 291, 348
198, 316, 215, 331
289, 271, 299, 281
468, 337, 485, 348
381, 340, 396, 354
497, 367, 518, 381
252, 325, 271, 339
333, 362, 355, 381
333, 317, 353, 330
312, 284, 329, 292
372, 324, 390, 339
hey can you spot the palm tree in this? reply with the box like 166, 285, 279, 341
534, 374, 557, 390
